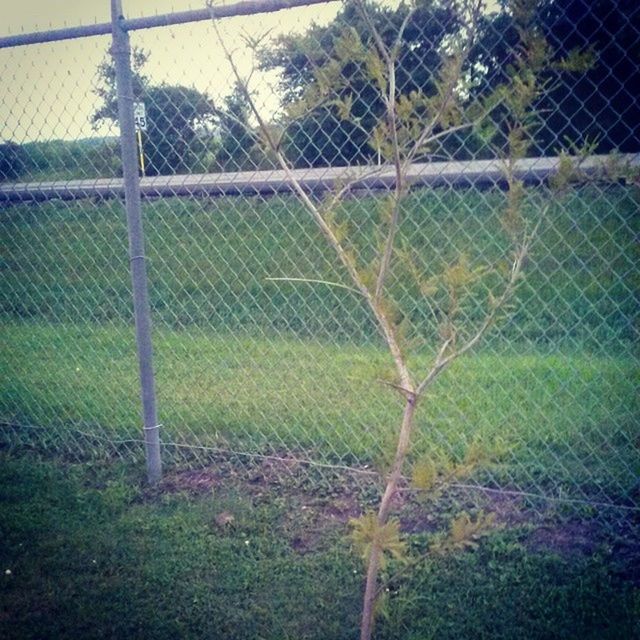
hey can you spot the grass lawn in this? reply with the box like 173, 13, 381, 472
1, 186, 637, 346
0, 184, 638, 639
1, 322, 638, 505
1, 184, 638, 503
0, 452, 638, 640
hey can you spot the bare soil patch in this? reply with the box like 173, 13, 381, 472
153, 457, 638, 567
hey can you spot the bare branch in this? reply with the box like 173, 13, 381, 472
404, 0, 484, 169
415, 214, 543, 398
265, 276, 364, 296
353, 0, 409, 302
208, 3, 414, 393
355, 0, 392, 68
375, 378, 415, 398
391, 1, 417, 60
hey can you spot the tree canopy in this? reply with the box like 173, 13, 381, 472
93, 49, 216, 176
260, 0, 461, 167
260, 0, 639, 165
470, 0, 640, 155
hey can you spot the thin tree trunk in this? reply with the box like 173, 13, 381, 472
360, 393, 418, 640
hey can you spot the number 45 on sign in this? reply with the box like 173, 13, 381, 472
133, 102, 147, 175
133, 102, 147, 131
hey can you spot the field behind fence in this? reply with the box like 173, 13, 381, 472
0, 0, 638, 529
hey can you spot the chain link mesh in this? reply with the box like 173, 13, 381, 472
0, 0, 638, 527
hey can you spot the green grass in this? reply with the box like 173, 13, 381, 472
1, 322, 638, 503
0, 185, 638, 499
0, 453, 637, 640
1, 186, 637, 345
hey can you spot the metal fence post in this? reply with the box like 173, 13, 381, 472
111, 0, 162, 483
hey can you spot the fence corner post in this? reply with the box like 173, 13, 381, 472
111, 0, 162, 483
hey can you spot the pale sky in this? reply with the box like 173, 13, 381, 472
0, 0, 344, 142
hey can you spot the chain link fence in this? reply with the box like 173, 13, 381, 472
0, 0, 638, 526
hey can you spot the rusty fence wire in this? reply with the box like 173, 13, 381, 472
0, 0, 638, 525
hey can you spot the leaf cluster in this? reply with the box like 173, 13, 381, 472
430, 510, 497, 554
411, 437, 511, 493
350, 512, 408, 569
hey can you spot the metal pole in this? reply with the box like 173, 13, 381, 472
111, 0, 162, 483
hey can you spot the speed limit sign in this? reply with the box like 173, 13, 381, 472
133, 102, 147, 131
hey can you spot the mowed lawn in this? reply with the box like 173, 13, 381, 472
1, 323, 638, 503
1, 185, 638, 501
1, 452, 638, 640
0, 184, 639, 640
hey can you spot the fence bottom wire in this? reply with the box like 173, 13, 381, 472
2, 419, 637, 518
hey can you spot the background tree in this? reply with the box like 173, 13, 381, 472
0, 140, 28, 181
141, 85, 216, 175
93, 48, 216, 176
214, 81, 260, 171
470, 0, 640, 155
262, 0, 639, 165
259, 0, 462, 167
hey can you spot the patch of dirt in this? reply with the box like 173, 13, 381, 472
482, 492, 533, 527
526, 520, 601, 556
154, 452, 314, 497
397, 492, 440, 534
397, 486, 536, 535
159, 468, 221, 494
155, 454, 368, 554
393, 486, 623, 564
244, 457, 305, 490
290, 534, 317, 554
459, 490, 614, 560
151, 457, 639, 574
399, 509, 440, 534
283, 492, 363, 554
319, 495, 362, 523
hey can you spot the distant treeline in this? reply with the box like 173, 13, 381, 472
0, 138, 121, 182
0, 134, 279, 183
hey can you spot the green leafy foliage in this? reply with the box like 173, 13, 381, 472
350, 512, 407, 569
262, 0, 639, 165
470, 0, 639, 155
411, 456, 438, 491
431, 510, 498, 554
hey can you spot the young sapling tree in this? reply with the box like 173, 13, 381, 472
207, 0, 595, 637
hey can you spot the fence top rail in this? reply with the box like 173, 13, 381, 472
0, 0, 337, 49
1, 154, 636, 205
